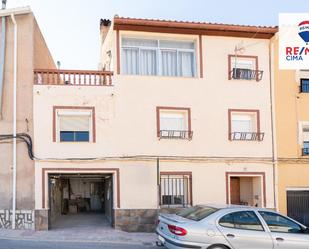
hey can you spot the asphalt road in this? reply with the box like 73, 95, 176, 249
0, 239, 158, 249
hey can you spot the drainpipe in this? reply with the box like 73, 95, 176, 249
10, 13, 17, 230
269, 38, 279, 212
157, 158, 160, 209
0, 0, 6, 118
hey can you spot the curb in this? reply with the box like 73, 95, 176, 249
0, 235, 156, 246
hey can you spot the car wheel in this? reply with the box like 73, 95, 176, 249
208, 245, 228, 249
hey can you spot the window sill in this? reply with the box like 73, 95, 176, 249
228, 78, 261, 82
119, 74, 199, 80
57, 141, 93, 143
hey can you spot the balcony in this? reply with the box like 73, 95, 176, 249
158, 130, 193, 140
34, 69, 113, 86
230, 68, 263, 81
229, 132, 264, 141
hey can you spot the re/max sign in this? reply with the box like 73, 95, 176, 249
285, 47, 309, 61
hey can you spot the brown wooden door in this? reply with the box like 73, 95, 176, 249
230, 177, 240, 204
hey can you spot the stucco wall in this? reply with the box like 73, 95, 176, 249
34, 160, 275, 211
32, 30, 275, 212
34, 32, 273, 158
0, 12, 55, 211
273, 37, 309, 214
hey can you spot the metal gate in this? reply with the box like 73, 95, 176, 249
287, 190, 309, 227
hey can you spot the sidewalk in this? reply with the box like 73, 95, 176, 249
0, 228, 156, 246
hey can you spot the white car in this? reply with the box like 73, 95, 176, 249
156, 204, 309, 249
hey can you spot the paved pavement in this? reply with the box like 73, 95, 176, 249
0, 214, 157, 246
0, 239, 158, 249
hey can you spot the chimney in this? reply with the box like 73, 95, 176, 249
100, 19, 112, 44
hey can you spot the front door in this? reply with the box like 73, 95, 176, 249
218, 211, 273, 249
230, 177, 240, 204
259, 211, 309, 249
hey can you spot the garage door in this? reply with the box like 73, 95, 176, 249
287, 190, 309, 227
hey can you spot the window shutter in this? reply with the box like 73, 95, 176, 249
232, 114, 253, 132
160, 112, 186, 131
59, 115, 90, 132
232, 58, 255, 70
303, 127, 309, 141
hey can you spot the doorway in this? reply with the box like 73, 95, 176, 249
48, 173, 113, 229
227, 174, 264, 207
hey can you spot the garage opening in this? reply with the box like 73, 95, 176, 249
287, 190, 309, 227
48, 173, 113, 229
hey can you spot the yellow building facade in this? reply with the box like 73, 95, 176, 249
274, 37, 309, 227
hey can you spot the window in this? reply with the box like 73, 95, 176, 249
302, 125, 309, 155
219, 211, 264, 231
228, 109, 264, 141
177, 206, 218, 221
157, 107, 192, 140
228, 55, 263, 81
122, 38, 196, 77
300, 79, 309, 93
160, 173, 192, 207
53, 107, 95, 142
259, 211, 303, 234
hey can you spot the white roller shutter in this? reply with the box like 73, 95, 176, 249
57, 110, 91, 132
303, 126, 309, 141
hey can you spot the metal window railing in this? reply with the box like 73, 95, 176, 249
300, 80, 309, 93
302, 148, 309, 156
230, 132, 264, 141
160, 175, 192, 207
159, 130, 193, 140
230, 68, 263, 81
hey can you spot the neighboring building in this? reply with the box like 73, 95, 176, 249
0, 7, 56, 229
273, 36, 309, 227
33, 17, 277, 232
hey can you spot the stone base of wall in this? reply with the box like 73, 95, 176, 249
0, 210, 34, 230
35, 209, 49, 231
0, 208, 187, 232
114, 209, 158, 232
114, 207, 187, 232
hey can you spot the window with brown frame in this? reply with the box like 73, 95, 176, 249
228, 55, 263, 81
156, 107, 193, 140
228, 109, 264, 141
53, 106, 96, 143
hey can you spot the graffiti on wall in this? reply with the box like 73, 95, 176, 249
0, 210, 34, 230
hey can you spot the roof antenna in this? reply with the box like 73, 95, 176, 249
2, 0, 6, 9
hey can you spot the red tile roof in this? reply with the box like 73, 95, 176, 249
113, 16, 278, 39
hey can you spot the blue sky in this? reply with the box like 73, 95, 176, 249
6, 0, 309, 69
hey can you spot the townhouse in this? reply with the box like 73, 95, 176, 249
0, 7, 55, 229
33, 17, 277, 232
273, 36, 309, 227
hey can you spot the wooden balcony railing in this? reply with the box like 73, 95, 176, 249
34, 69, 113, 86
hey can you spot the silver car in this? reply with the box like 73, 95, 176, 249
156, 204, 309, 249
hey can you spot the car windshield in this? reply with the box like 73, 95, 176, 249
177, 206, 218, 221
